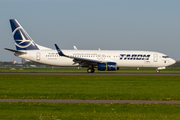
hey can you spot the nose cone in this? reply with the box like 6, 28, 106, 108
170, 58, 176, 65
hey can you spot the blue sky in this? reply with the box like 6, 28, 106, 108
0, 0, 180, 62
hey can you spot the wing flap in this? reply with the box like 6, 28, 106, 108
72, 56, 102, 64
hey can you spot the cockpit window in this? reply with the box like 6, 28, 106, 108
162, 56, 169, 58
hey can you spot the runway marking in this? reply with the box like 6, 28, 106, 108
0, 99, 180, 104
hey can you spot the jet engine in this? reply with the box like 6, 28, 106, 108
97, 62, 119, 71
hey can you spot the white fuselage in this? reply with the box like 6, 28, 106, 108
15, 49, 176, 68
7, 19, 176, 72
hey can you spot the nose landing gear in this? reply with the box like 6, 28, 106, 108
156, 70, 160, 73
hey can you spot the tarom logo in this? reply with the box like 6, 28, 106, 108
13, 28, 35, 48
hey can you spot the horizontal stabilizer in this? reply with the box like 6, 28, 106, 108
4, 48, 27, 54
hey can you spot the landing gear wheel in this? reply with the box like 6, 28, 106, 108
87, 68, 92, 73
92, 68, 95, 73
87, 68, 95, 73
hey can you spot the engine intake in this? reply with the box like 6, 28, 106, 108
98, 62, 118, 71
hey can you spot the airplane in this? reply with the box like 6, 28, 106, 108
5, 19, 176, 73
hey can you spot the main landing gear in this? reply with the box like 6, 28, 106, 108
87, 65, 95, 73
87, 68, 95, 73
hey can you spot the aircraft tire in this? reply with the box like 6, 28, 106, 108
87, 68, 92, 73
91, 68, 95, 73
87, 68, 95, 73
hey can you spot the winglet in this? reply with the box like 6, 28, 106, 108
73, 46, 78, 50
54, 44, 66, 56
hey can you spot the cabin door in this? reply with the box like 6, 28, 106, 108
36, 52, 41, 61
154, 54, 158, 62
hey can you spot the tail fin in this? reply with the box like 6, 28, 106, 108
10, 19, 39, 50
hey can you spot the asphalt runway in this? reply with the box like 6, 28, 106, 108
0, 99, 180, 104
0, 72, 180, 76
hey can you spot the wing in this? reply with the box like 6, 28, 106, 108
54, 44, 102, 67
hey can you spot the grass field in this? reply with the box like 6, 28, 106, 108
1, 74, 180, 119
0, 67, 180, 73
0, 75, 180, 100
0, 102, 180, 120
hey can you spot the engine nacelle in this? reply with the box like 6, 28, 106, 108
98, 62, 118, 71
